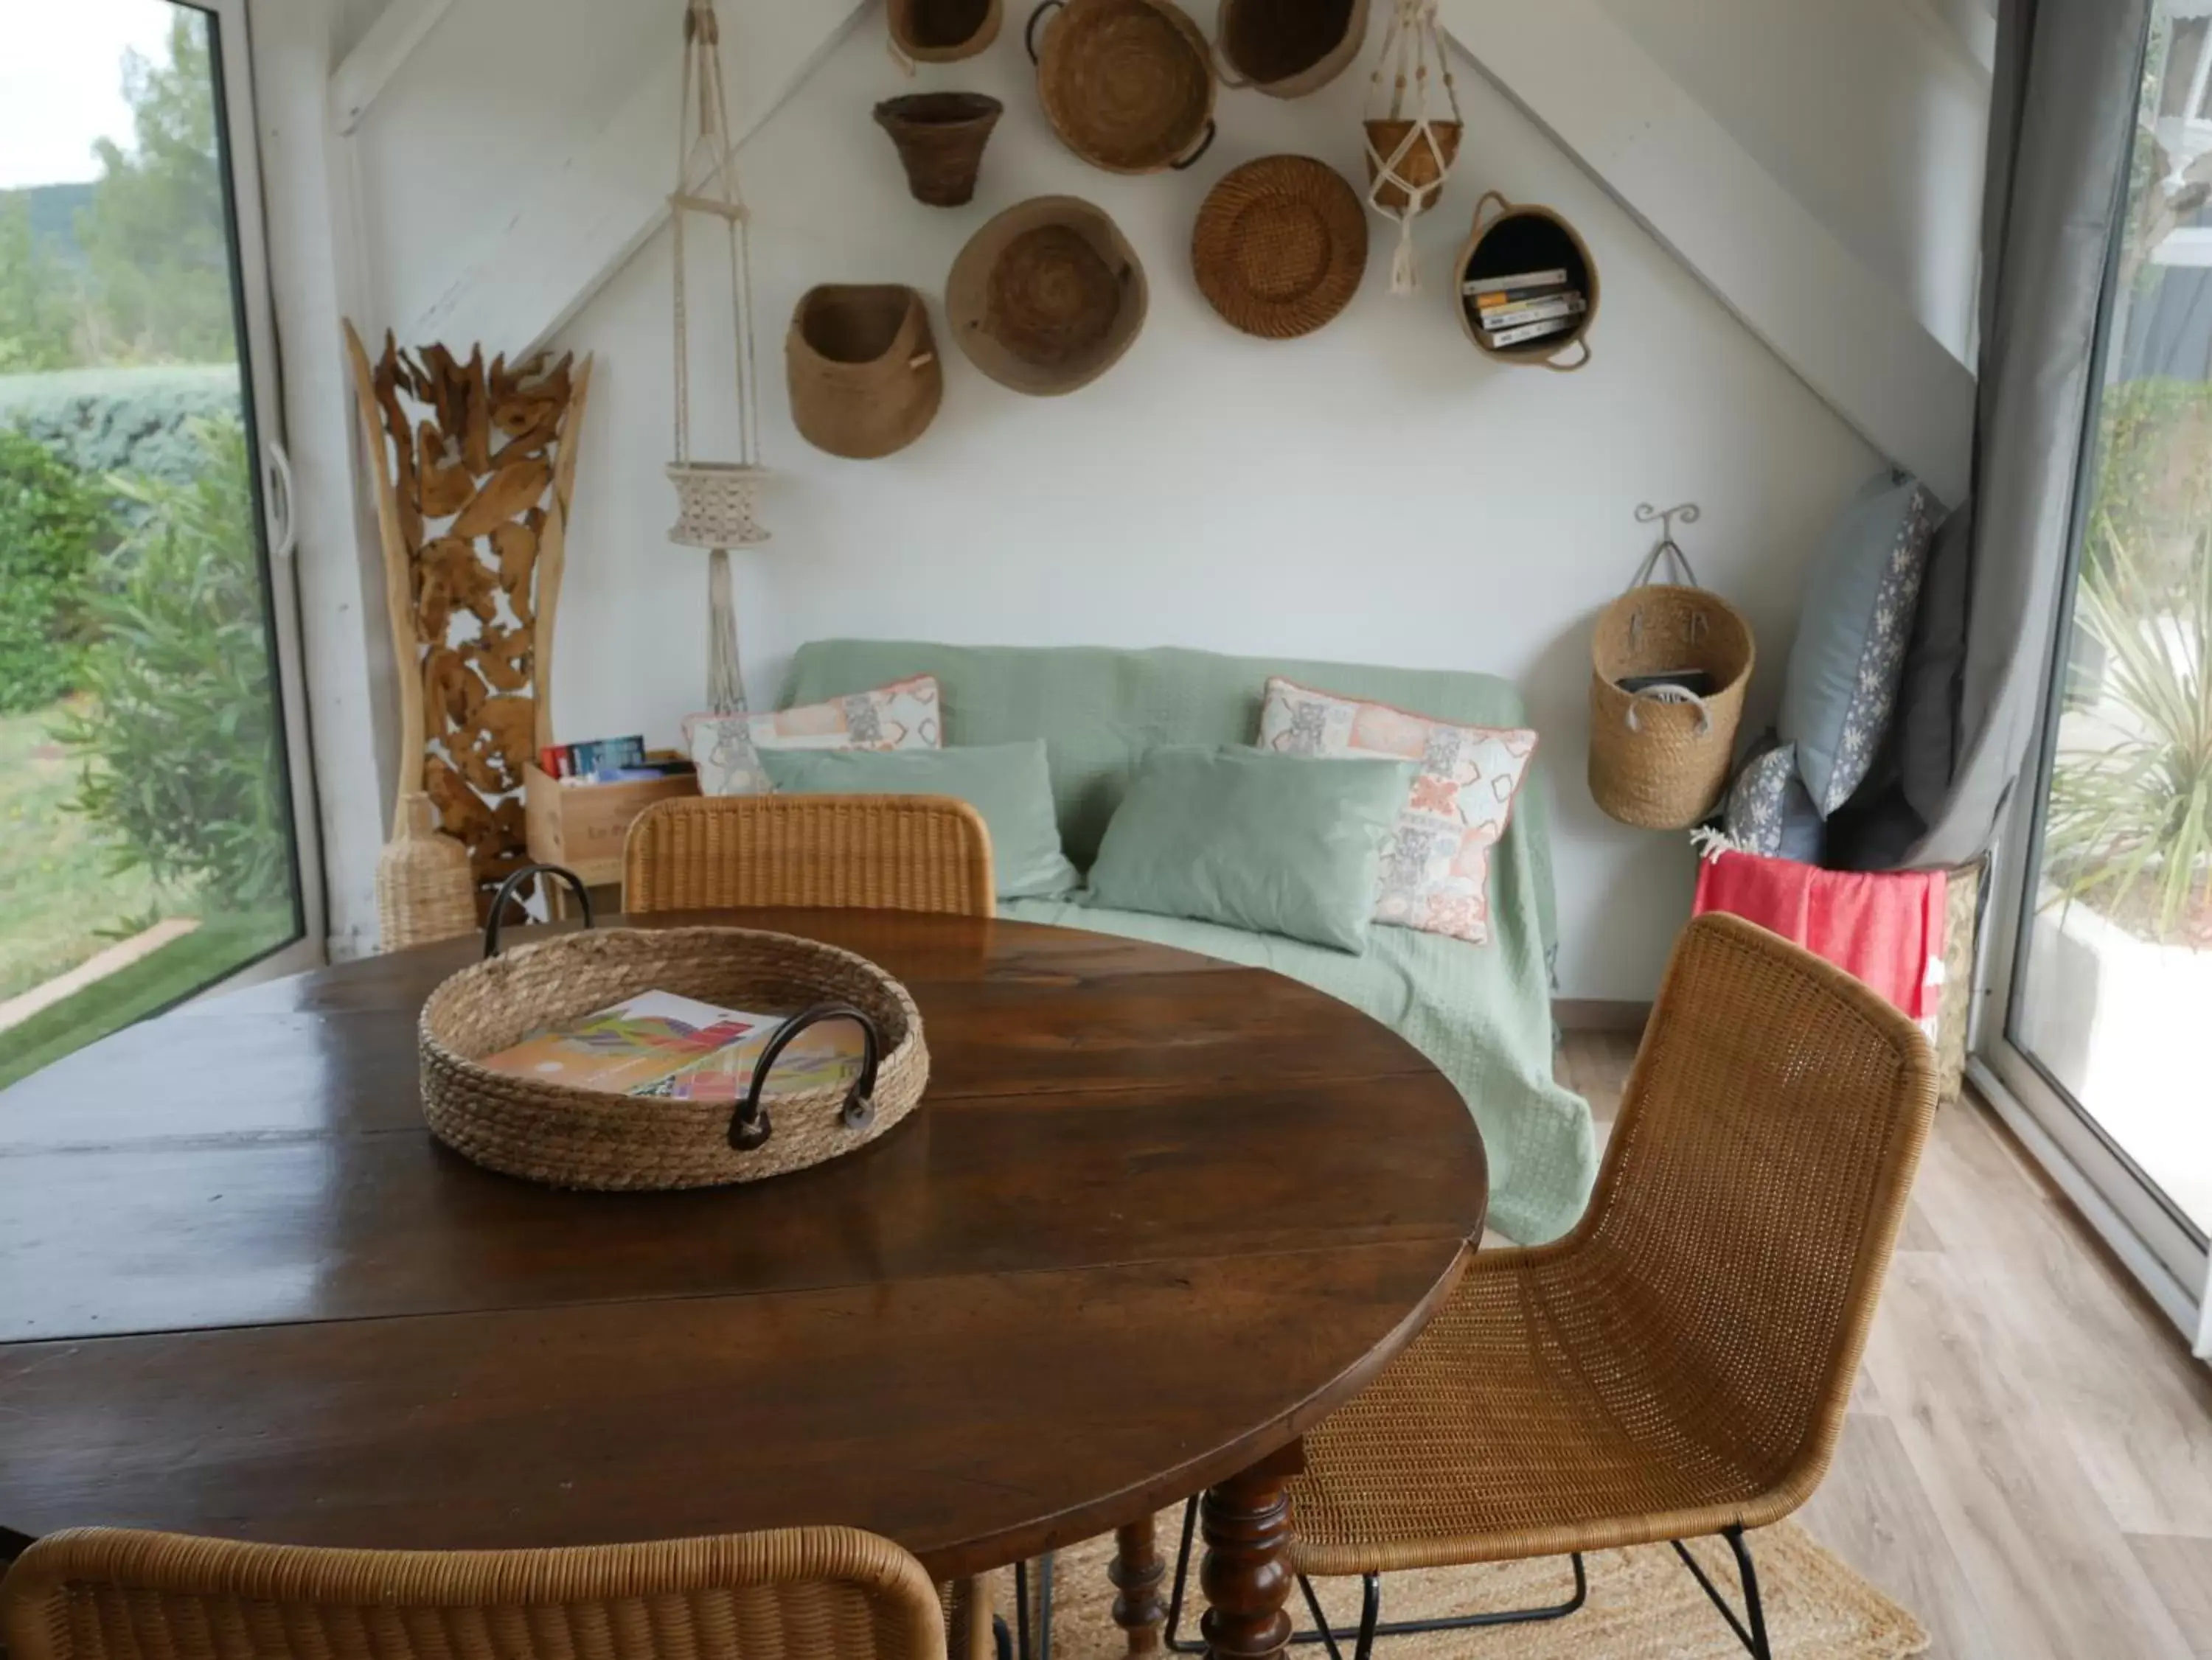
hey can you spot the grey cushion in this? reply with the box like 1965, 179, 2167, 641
1724, 734, 1826, 864
1779, 470, 1941, 816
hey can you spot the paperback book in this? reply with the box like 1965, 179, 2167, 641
480, 990, 866, 1102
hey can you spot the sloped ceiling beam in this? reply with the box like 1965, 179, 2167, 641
404, 0, 871, 358
1438, 0, 1977, 505
331, 0, 456, 134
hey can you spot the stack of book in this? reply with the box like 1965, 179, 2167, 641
538, 734, 696, 785
1462, 266, 1587, 350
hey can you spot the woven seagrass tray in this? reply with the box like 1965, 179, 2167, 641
419, 866, 928, 1190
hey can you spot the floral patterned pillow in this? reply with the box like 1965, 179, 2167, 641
1723, 735, 1826, 865
1255, 677, 1538, 945
689, 674, 942, 797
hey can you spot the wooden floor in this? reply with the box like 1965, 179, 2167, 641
1554, 1031, 2212, 1660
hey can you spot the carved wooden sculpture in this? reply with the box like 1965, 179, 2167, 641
344, 321, 595, 917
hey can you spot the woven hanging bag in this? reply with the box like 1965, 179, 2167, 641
1588, 538, 1755, 830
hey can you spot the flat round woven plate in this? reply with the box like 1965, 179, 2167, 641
1192, 155, 1367, 339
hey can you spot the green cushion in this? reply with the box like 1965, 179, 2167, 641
1085, 746, 1416, 952
759, 741, 1080, 899
779, 640, 1559, 962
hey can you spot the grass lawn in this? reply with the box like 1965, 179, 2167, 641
0, 913, 291, 1091
0, 700, 177, 1000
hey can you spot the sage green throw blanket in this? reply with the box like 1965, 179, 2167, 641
782, 641, 1598, 1244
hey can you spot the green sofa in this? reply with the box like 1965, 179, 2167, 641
781, 641, 1598, 1244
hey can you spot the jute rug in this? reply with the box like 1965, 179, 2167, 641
991, 1514, 1928, 1659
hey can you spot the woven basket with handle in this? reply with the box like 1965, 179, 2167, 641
420, 866, 928, 1190
1588, 542, 1754, 830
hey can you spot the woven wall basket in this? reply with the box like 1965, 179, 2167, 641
1363, 117, 1459, 214
889, 0, 1003, 61
1589, 582, 1755, 831
421, 902, 928, 1191
1458, 190, 1601, 373
948, 195, 1148, 395
1192, 155, 1368, 339
787, 285, 943, 459
1027, 0, 1216, 174
874, 92, 1004, 207
1215, 0, 1367, 97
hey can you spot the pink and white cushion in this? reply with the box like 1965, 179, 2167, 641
1256, 676, 1537, 944
689, 674, 942, 797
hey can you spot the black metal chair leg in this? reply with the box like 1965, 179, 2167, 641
1013, 1552, 1056, 1660
1669, 1527, 1773, 1660
1165, 1496, 1588, 1654
992, 1614, 1013, 1660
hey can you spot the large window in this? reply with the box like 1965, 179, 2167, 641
1992, 0, 2211, 1328
0, 0, 320, 1087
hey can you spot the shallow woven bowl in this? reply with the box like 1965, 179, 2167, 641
948, 195, 1148, 395
1035, 0, 1214, 173
420, 926, 928, 1190
890, 0, 1003, 61
1192, 155, 1368, 339
1216, 0, 1366, 97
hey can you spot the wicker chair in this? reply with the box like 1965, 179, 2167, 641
0, 1526, 960, 1660
624, 795, 995, 918
1162, 913, 1939, 1660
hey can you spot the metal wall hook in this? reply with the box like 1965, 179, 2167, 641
1635, 501, 1701, 543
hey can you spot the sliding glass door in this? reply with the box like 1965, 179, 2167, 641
1985, 0, 2210, 1333
0, 0, 320, 1088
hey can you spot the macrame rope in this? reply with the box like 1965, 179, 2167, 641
1362, 0, 1461, 295
671, 0, 759, 470
706, 546, 745, 715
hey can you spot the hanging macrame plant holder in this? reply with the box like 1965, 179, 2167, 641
1361, 0, 1461, 296
667, 0, 768, 716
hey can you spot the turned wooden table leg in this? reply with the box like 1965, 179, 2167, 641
1111, 1516, 1166, 1656
1199, 1441, 1304, 1660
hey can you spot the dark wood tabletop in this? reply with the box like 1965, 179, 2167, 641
0, 910, 1486, 1659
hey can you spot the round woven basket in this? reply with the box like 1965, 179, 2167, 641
422, 921, 929, 1190
948, 195, 1148, 395
1363, 118, 1459, 214
1028, 0, 1216, 174
874, 92, 1004, 206
1192, 156, 1368, 340
786, 285, 942, 460
1215, 0, 1367, 97
1458, 191, 1600, 373
888, 0, 1003, 61
1589, 582, 1755, 831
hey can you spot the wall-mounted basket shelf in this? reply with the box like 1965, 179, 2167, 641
1456, 191, 1599, 372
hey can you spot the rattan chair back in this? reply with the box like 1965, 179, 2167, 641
0, 1526, 946, 1660
1573, 912, 1938, 1500
625, 795, 995, 918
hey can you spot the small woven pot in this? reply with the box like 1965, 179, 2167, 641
874, 93, 1004, 207
1363, 118, 1459, 214
1589, 585, 1755, 830
787, 285, 942, 460
888, 0, 1003, 61
421, 918, 930, 1190
1458, 190, 1599, 373
1027, 0, 1217, 174
376, 792, 477, 952
667, 461, 771, 548
948, 195, 1148, 395
1215, 0, 1367, 97
1192, 155, 1368, 340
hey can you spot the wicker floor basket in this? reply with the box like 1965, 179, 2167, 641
1589, 568, 1755, 831
420, 882, 928, 1190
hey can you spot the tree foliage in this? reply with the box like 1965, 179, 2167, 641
0, 195, 77, 374
60, 417, 290, 905
76, 15, 235, 366
0, 426, 114, 711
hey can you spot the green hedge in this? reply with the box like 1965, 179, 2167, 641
0, 365, 241, 489
0, 426, 114, 712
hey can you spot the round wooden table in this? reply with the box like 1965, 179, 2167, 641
0, 910, 1486, 1660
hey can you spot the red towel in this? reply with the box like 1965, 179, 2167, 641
1692, 848, 1947, 1028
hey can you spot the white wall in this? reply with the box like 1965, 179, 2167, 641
527, 4, 1882, 1000
1592, 0, 1991, 361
